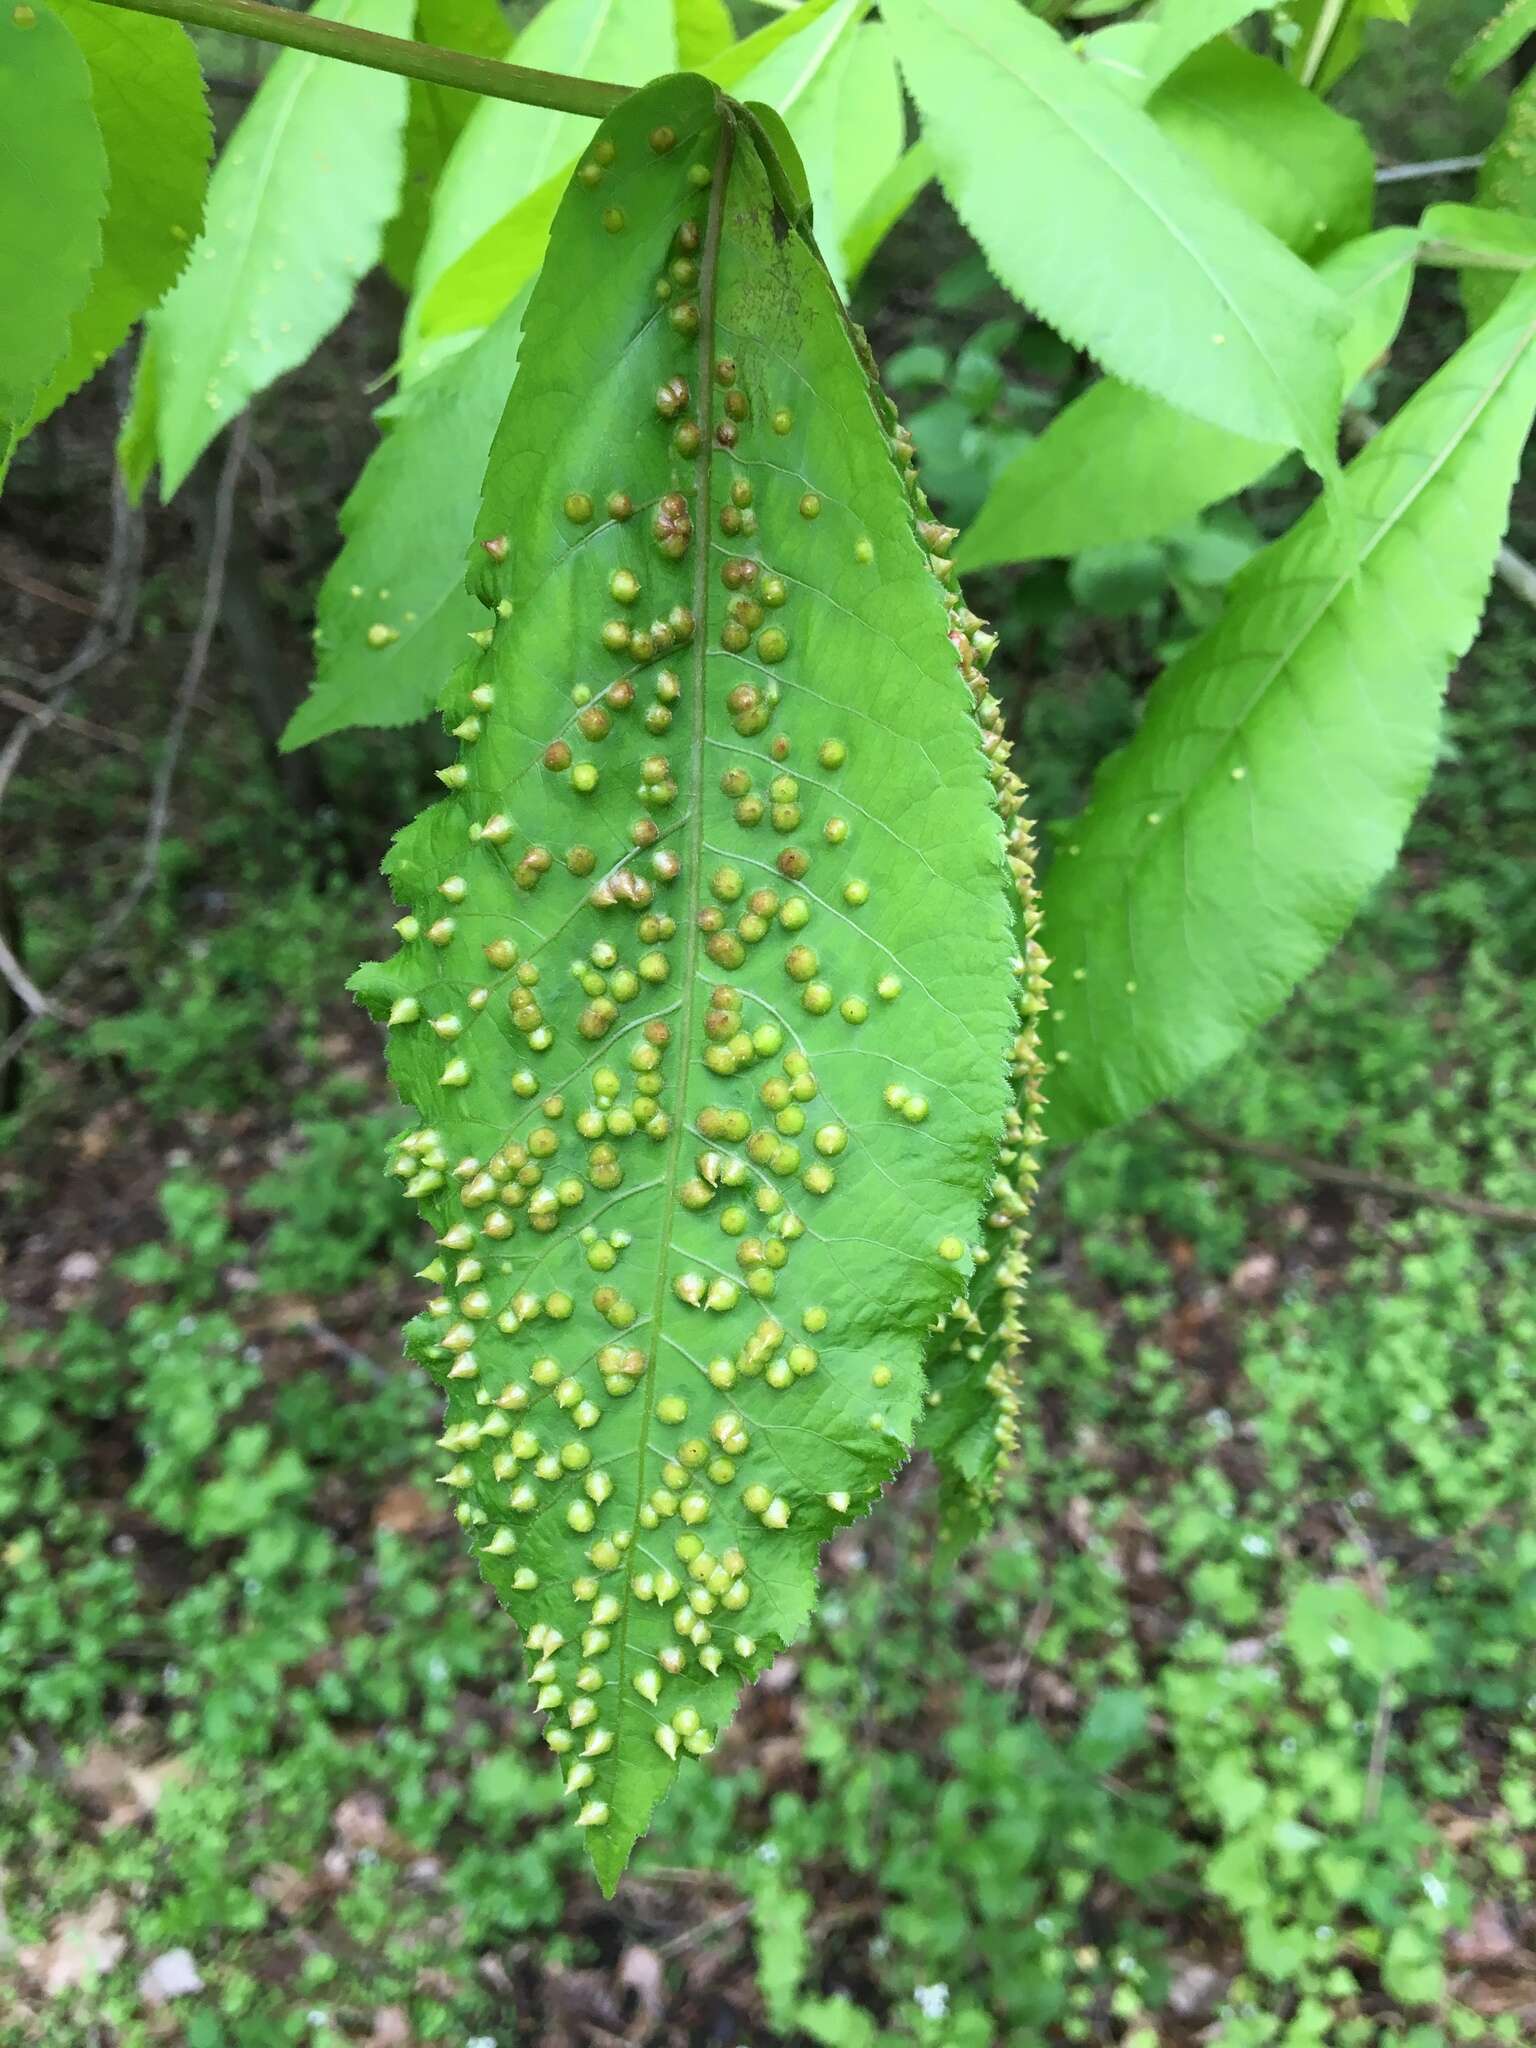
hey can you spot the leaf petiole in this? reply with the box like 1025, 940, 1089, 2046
82, 0, 630, 115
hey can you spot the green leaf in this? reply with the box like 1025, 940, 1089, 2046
411, 0, 851, 359
1039, 268, 1536, 1140
881, 0, 1348, 477
0, 0, 107, 452
144, 0, 412, 498
282, 291, 529, 751
403, 0, 677, 360
1422, 200, 1536, 271
1449, 0, 1536, 91
1284, 0, 1416, 93
960, 228, 1417, 570
382, 0, 512, 291
1463, 70, 1536, 328
1137, 0, 1278, 99
844, 139, 936, 287
28, 0, 209, 427
353, 76, 1016, 1889
674, 0, 733, 69
1149, 41, 1374, 261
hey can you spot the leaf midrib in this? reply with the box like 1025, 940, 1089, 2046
603, 97, 740, 1793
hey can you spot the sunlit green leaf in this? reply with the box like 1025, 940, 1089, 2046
411, 0, 846, 360
383, 0, 512, 290
29, 0, 209, 427
1136, 0, 1278, 98
352, 75, 1016, 1889
961, 229, 1417, 570
674, 0, 733, 68
282, 291, 528, 751
1449, 0, 1536, 92
1149, 40, 1373, 260
0, 0, 107, 457
1422, 200, 1536, 271
881, 0, 1348, 476
844, 139, 935, 287
403, 0, 676, 361
143, 0, 412, 498
1464, 70, 1536, 328
1040, 270, 1536, 1139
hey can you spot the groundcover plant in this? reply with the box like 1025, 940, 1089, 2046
3, 0, 1535, 1938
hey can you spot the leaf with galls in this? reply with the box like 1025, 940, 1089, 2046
352, 72, 1018, 1890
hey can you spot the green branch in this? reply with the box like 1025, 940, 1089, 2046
84, 0, 631, 115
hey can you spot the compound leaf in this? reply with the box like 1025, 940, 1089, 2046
282, 290, 529, 751
882, 0, 1347, 476
352, 74, 1017, 1889
1039, 268, 1536, 1141
144, 0, 411, 498
0, 0, 106, 459
961, 228, 1417, 571
30, 0, 209, 428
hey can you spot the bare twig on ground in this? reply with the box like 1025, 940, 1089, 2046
0, 420, 250, 1081
1164, 1106, 1536, 1231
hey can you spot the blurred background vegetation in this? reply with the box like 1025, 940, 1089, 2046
2, 0, 1534, 2042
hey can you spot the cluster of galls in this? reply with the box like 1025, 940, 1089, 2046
868, 403, 1048, 1507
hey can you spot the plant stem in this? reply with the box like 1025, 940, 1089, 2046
84, 0, 630, 115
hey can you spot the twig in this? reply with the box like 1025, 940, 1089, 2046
0, 683, 141, 751
0, 933, 60, 1020
1337, 1507, 1395, 1824
84, 0, 628, 115
1375, 153, 1484, 184
0, 422, 249, 1080
1164, 1105, 1536, 1230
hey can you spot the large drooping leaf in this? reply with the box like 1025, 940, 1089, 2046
140, 0, 411, 497
960, 229, 1417, 571
880, 0, 1347, 476
409, 0, 849, 363
382, 0, 512, 290
1449, 0, 1536, 92
1039, 268, 1536, 1141
1463, 71, 1536, 330
28, 0, 209, 428
282, 291, 528, 751
403, 0, 676, 363
0, 0, 106, 466
1149, 42, 1374, 262
351, 75, 1017, 1888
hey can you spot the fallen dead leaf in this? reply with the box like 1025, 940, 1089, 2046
139, 1948, 203, 2003
23, 1894, 126, 1996
375, 1483, 438, 1535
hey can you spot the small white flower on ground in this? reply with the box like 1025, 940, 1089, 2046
913, 1983, 950, 2020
